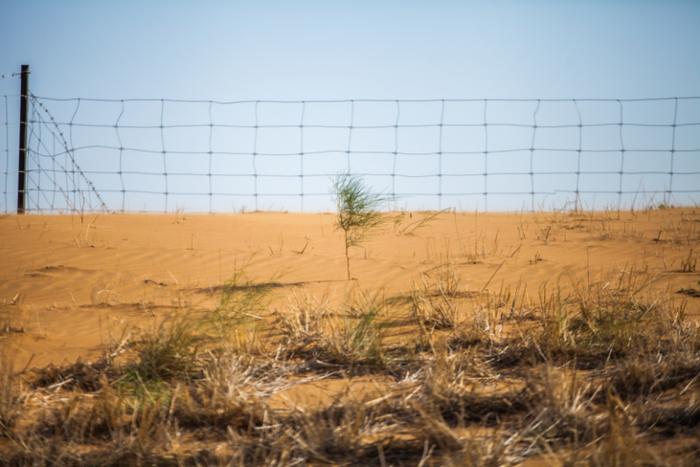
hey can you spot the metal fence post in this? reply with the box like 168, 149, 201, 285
17, 64, 29, 214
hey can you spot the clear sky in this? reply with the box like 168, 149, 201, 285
1, 1, 699, 212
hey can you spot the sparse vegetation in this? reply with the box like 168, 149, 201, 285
2, 208, 700, 464
411, 264, 463, 332
333, 174, 387, 280
680, 248, 697, 272
205, 271, 272, 340
0, 352, 22, 436
4, 262, 699, 465
127, 315, 202, 383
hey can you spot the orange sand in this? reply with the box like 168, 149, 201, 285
1, 208, 699, 370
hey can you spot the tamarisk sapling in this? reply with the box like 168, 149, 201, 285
333, 174, 387, 280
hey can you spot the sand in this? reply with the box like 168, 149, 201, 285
1, 208, 699, 371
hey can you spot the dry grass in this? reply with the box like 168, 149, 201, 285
0, 352, 22, 437
410, 264, 466, 333
272, 288, 387, 371
679, 248, 697, 273
3, 247, 700, 464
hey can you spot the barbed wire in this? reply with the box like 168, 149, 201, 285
0, 72, 23, 80
1, 95, 699, 213
28, 94, 108, 212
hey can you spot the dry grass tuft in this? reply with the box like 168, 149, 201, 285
128, 315, 202, 383
0, 352, 23, 436
411, 264, 464, 332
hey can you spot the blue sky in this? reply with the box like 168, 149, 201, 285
1, 1, 699, 212
3, 0, 700, 99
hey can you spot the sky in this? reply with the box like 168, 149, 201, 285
1, 0, 699, 212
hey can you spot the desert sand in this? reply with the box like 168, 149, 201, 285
2, 208, 698, 369
1, 207, 699, 464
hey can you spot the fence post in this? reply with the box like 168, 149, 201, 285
17, 64, 29, 214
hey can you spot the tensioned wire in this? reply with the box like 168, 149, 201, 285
7, 95, 700, 213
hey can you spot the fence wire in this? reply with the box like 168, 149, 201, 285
1, 93, 699, 213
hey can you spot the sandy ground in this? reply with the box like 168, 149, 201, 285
1, 208, 699, 372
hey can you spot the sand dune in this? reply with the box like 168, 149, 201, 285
2, 208, 698, 370
2, 207, 700, 464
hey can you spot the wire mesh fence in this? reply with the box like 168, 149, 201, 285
1, 89, 699, 213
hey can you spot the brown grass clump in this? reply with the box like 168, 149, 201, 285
315, 298, 386, 369
128, 315, 202, 383
273, 291, 330, 349
679, 248, 697, 273
417, 350, 523, 426
274, 288, 388, 372
606, 351, 700, 400
411, 264, 464, 332
489, 275, 700, 370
